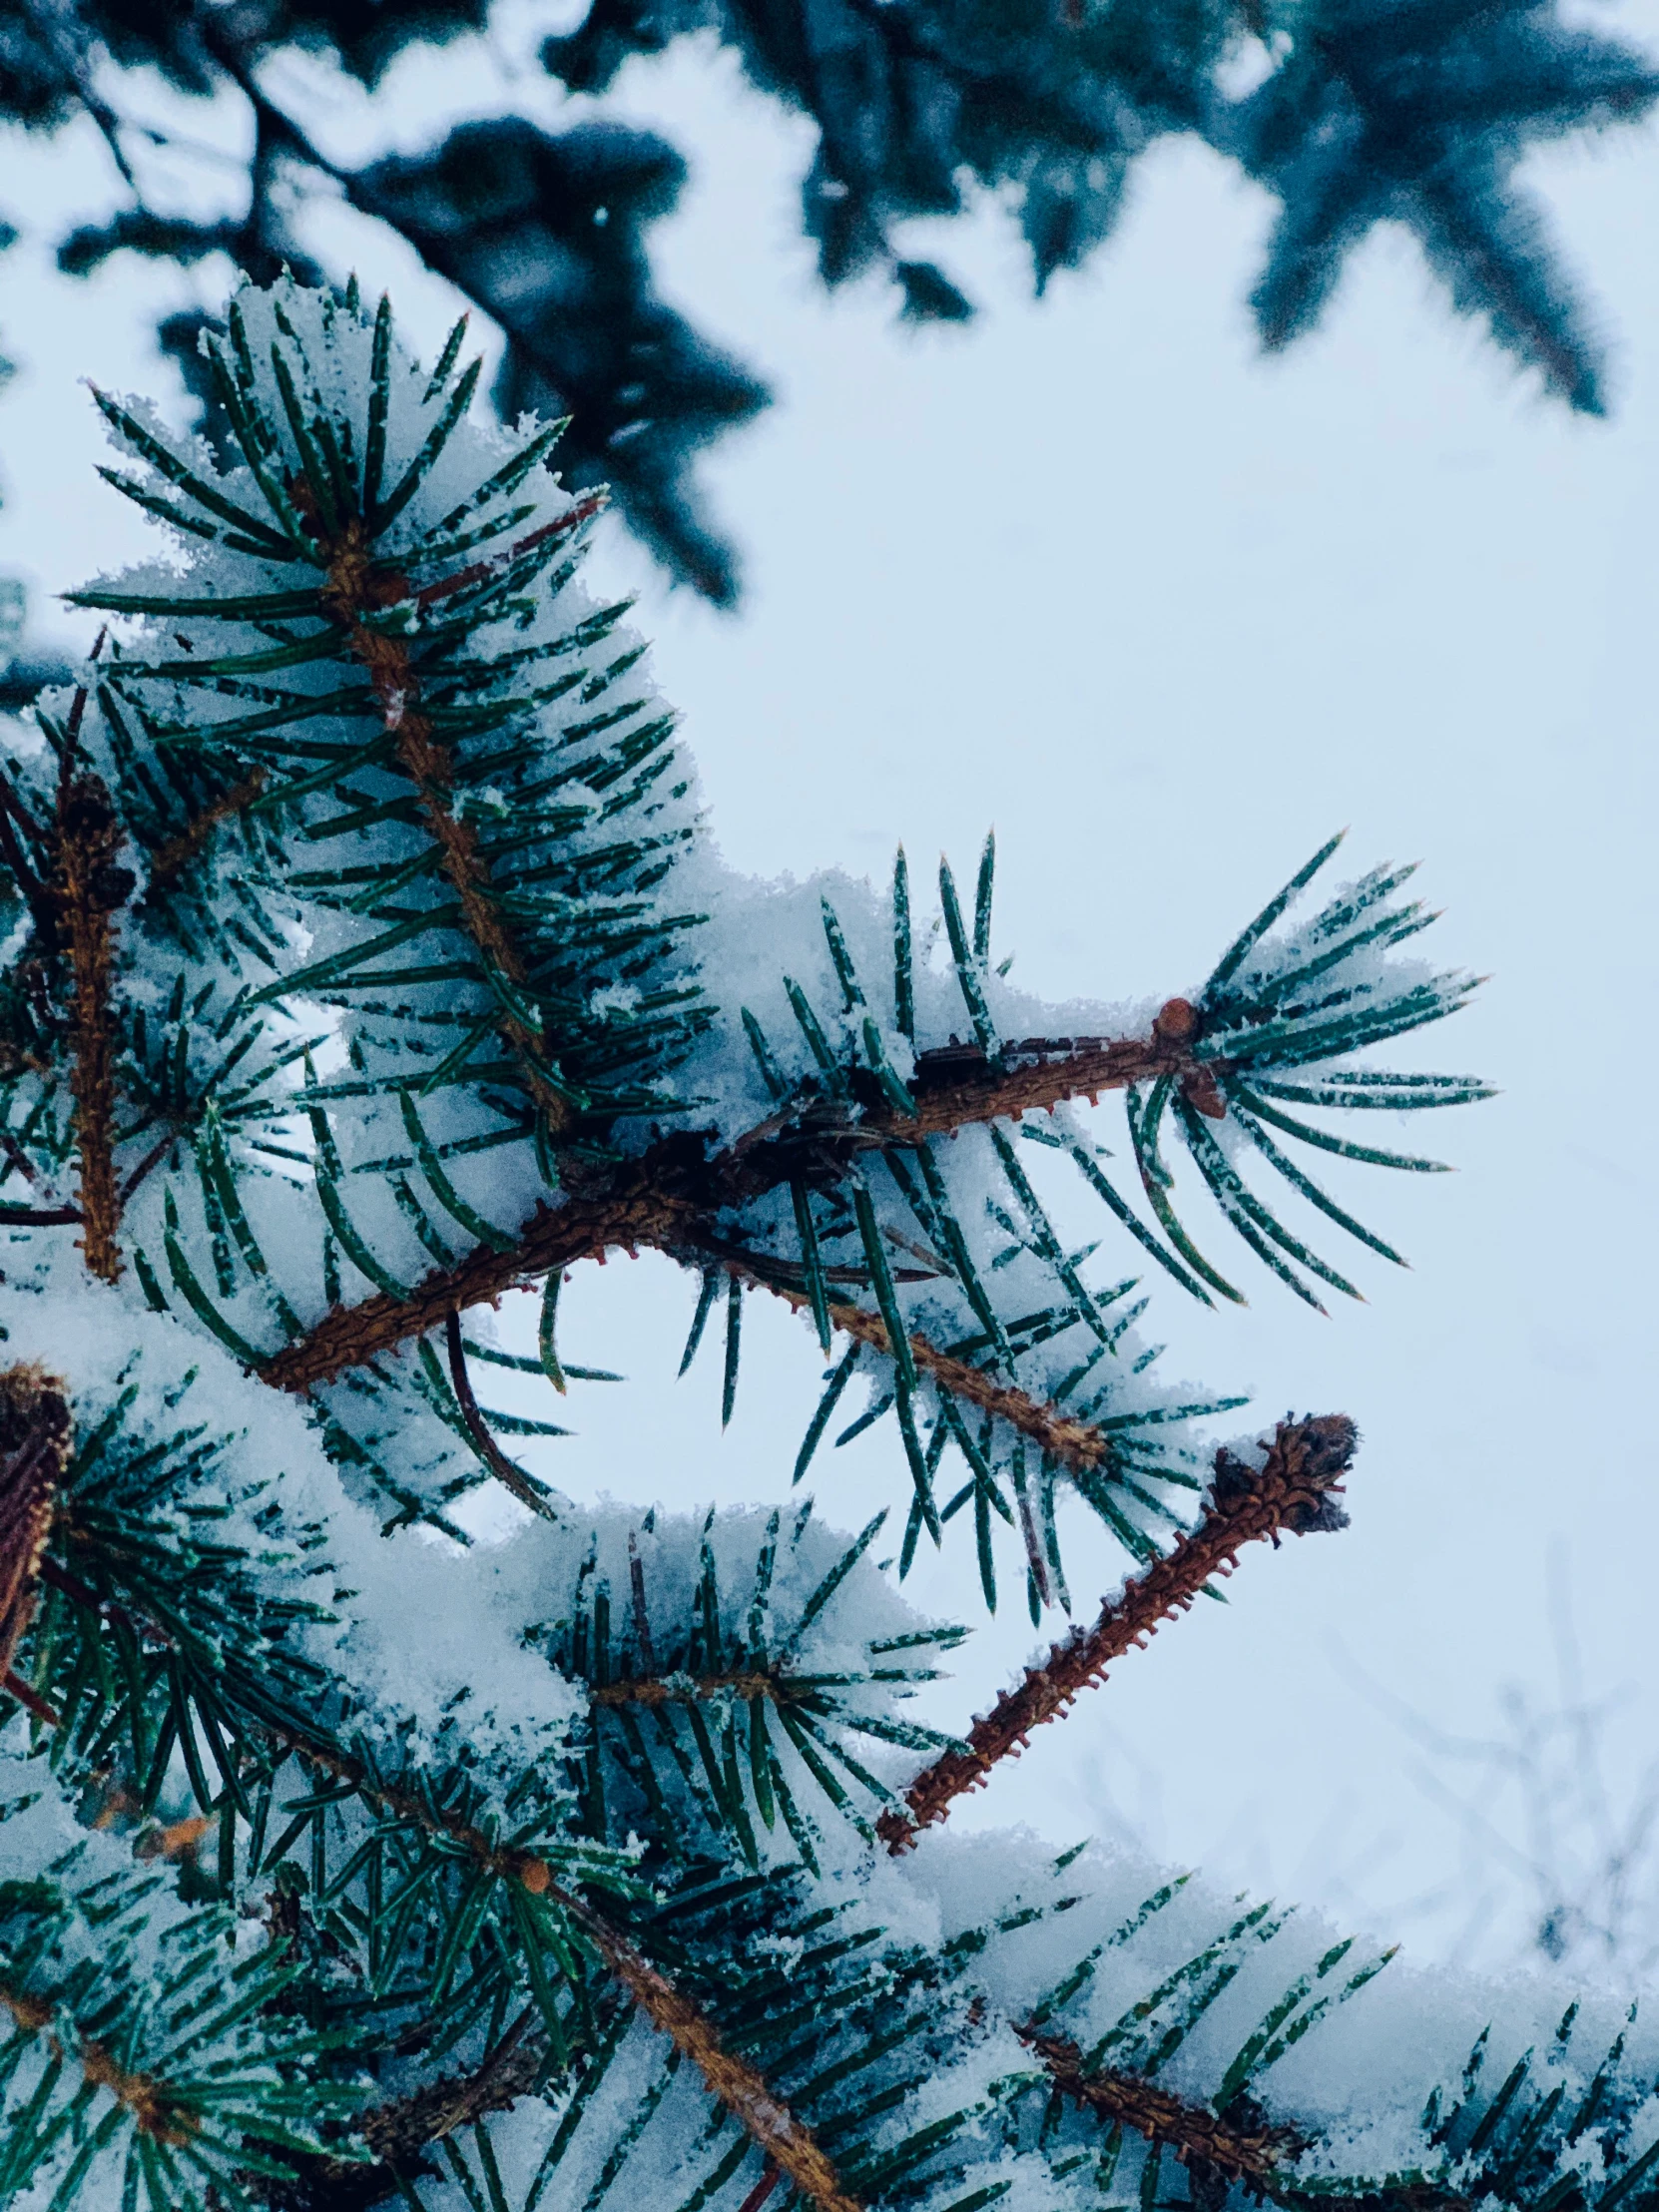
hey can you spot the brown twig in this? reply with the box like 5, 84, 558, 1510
277, 1732, 551, 1889
266, 1192, 1117, 1488
146, 767, 268, 888
53, 680, 133, 1282
0, 1981, 192, 2142
556, 1898, 862, 2212
320, 517, 573, 1130
878, 1416, 1358, 1851
262, 1155, 707, 1390
256, 1728, 861, 2211
282, 2004, 596, 2212
261, 1003, 1206, 1396
355, 2004, 544, 2164
711, 1002, 1222, 1190
119, 1129, 177, 1206
754, 1272, 1112, 1474
0, 1366, 73, 1686
1024, 2028, 1304, 2190
591, 1667, 782, 1708
411, 493, 607, 610
36, 1550, 135, 1624
1, 1669, 60, 1726
1027, 2031, 1471, 2212
0, 1126, 38, 1187
852, 1004, 1227, 1145
738, 2168, 785, 2212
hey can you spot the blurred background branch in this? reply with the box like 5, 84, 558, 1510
0, 0, 1654, 668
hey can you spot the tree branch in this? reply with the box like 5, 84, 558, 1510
261, 1153, 708, 1390
710, 998, 1222, 1187
278, 1737, 861, 2212
411, 494, 606, 610
559, 1897, 863, 2212
4, 1607, 860, 2211
591, 1666, 783, 1708
145, 767, 267, 888
878, 1416, 1358, 1851
1026, 2028, 1472, 2212
1, 1668, 60, 1725
318, 518, 576, 1133
263, 1001, 1211, 1396
1024, 2027, 1305, 2189
721, 1257, 1113, 1472
0, 1980, 190, 2143
342, 2004, 546, 2179
851, 1001, 1226, 1144
53, 674, 134, 1283
0, 1366, 74, 1685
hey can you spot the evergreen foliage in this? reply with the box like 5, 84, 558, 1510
0, 0, 1655, 610
0, 274, 1652, 2212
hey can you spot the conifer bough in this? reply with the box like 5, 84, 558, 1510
877, 1414, 1357, 1852
0, 277, 1634, 2212
6, 0, 1657, 610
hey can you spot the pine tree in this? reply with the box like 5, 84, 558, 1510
1, 274, 1652, 2212
1, 0, 1655, 609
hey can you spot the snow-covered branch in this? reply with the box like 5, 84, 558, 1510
880, 1417, 1358, 1850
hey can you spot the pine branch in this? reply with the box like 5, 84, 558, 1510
878, 1416, 1358, 1850
0, 1364, 73, 1683
1026, 2029, 1474, 2212
410, 492, 607, 611
272, 1736, 551, 1887
558, 1900, 863, 2212
0, 277, 1522, 2212
145, 766, 267, 887
827, 1296, 1109, 1470
358, 2006, 544, 2162
863, 1001, 1228, 1140
10, 1603, 862, 2212
53, 674, 134, 1282
285, 2005, 550, 2204
287, 1998, 598, 2212
262, 1004, 1210, 1393
726, 1259, 1112, 1473
6, 1533, 545, 1904
261, 1151, 708, 1390
591, 1666, 784, 1707
716, 998, 1220, 1180
278, 1739, 862, 2212
1023, 2026, 1305, 2190
318, 514, 577, 1133
0, 1982, 192, 2144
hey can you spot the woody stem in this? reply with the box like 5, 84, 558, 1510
878, 1415, 1358, 1851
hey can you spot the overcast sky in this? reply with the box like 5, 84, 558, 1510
4, 2, 1659, 1978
